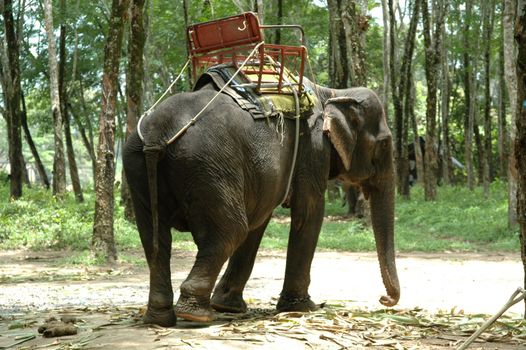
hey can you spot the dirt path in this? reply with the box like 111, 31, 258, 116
0, 249, 525, 349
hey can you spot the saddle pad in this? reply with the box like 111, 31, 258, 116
193, 64, 316, 120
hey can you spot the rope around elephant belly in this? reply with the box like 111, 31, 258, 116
280, 74, 301, 206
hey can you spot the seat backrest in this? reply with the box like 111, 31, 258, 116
187, 12, 262, 55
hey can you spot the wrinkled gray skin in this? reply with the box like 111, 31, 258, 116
123, 79, 400, 326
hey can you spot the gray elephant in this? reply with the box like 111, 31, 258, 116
123, 78, 400, 326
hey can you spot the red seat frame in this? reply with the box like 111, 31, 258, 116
186, 12, 307, 94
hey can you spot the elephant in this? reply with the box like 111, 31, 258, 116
123, 78, 400, 326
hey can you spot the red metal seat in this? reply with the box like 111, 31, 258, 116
186, 12, 307, 94
187, 12, 262, 55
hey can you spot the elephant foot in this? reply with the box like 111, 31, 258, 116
175, 293, 215, 323
210, 291, 247, 313
276, 293, 318, 313
143, 306, 177, 327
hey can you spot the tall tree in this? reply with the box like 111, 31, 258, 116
497, 4, 509, 180
381, 0, 390, 114
482, 0, 496, 196
389, 0, 420, 197
2, 0, 24, 199
254, 0, 263, 22
328, 0, 350, 88
504, 0, 518, 228
59, 0, 83, 202
440, 3, 451, 185
422, 0, 446, 201
342, 0, 368, 86
327, 0, 368, 88
463, 0, 476, 191
21, 93, 50, 189
122, 0, 146, 221
515, 0, 526, 316
43, 0, 67, 198
92, 0, 130, 263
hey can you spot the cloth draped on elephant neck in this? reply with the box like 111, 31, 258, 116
193, 64, 317, 120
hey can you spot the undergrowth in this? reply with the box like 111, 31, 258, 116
0, 180, 519, 255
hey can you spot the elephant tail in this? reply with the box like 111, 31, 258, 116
143, 143, 164, 260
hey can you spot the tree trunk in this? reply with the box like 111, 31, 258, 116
463, 0, 475, 191
254, 0, 263, 23
122, 0, 146, 222
69, 0, 96, 183
2, 0, 24, 199
43, 0, 67, 198
399, 0, 420, 197
59, 0, 83, 202
92, 0, 130, 263
21, 93, 50, 189
498, 5, 509, 180
182, 0, 192, 88
275, 0, 283, 45
482, 0, 496, 196
78, 77, 97, 180
341, 0, 368, 86
328, 0, 350, 89
474, 114, 485, 185
422, 0, 446, 201
381, 0, 390, 116
504, 0, 518, 228
389, 0, 418, 198
440, 5, 451, 185
514, 0, 526, 316
410, 74, 424, 185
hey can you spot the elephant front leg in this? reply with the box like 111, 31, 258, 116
211, 216, 271, 313
277, 193, 324, 312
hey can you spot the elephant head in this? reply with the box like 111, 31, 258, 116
322, 89, 400, 307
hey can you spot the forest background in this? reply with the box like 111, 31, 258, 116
1, 0, 526, 305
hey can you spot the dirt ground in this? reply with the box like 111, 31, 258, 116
0, 249, 525, 349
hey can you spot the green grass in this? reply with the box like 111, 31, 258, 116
0, 185, 140, 251
394, 181, 519, 252
0, 179, 519, 256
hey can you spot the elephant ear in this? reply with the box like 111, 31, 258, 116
323, 96, 362, 171
372, 115, 394, 177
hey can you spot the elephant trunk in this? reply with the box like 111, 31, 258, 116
368, 173, 400, 307
143, 144, 163, 260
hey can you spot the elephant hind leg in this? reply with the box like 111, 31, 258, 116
124, 144, 177, 326
211, 216, 271, 313
175, 215, 249, 322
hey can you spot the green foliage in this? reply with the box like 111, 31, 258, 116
395, 181, 518, 252
263, 182, 518, 252
0, 180, 518, 255
0, 185, 140, 250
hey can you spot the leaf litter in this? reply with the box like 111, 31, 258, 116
1, 304, 525, 349
210, 305, 526, 348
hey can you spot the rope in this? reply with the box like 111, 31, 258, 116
137, 40, 300, 206
137, 59, 191, 142
280, 73, 301, 206
164, 41, 265, 145
457, 287, 526, 350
